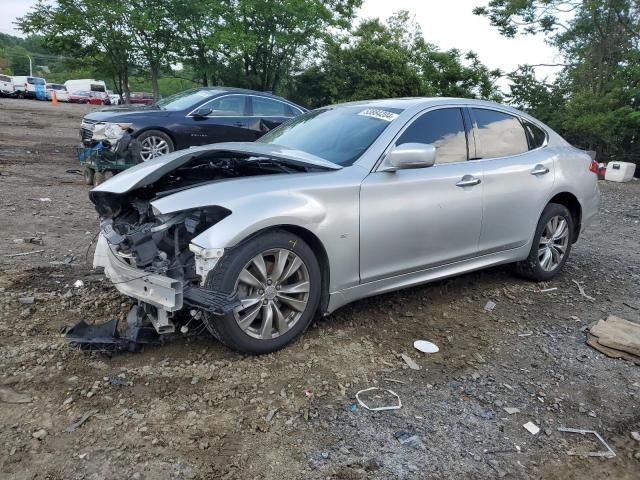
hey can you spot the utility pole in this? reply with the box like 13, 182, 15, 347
27, 55, 32, 76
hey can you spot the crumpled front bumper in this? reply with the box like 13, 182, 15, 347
93, 234, 183, 312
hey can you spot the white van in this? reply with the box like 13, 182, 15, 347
0, 74, 14, 96
64, 79, 108, 101
12, 76, 47, 99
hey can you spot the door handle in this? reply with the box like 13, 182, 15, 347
456, 175, 481, 187
531, 165, 549, 175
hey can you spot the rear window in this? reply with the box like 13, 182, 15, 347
90, 84, 105, 92
522, 119, 547, 150
27, 77, 45, 85
472, 108, 529, 159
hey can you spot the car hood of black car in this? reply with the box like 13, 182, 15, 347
84, 106, 170, 122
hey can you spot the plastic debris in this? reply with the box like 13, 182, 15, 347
73, 280, 85, 288
395, 431, 426, 450
64, 410, 97, 433
484, 301, 496, 312
539, 287, 558, 293
414, 340, 439, 353
503, 407, 520, 415
355, 387, 402, 411
630, 431, 640, 442
4, 249, 45, 257
400, 353, 421, 370
557, 427, 616, 458
523, 421, 540, 435
18, 297, 35, 304
572, 279, 595, 301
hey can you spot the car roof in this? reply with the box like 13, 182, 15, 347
333, 97, 525, 115
198, 86, 297, 105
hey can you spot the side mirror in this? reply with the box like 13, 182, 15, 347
382, 143, 436, 171
192, 106, 212, 118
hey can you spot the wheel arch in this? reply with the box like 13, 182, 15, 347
547, 192, 582, 242
134, 127, 177, 150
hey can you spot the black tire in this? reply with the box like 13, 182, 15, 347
136, 129, 174, 162
515, 203, 574, 281
202, 230, 321, 354
93, 171, 106, 186
83, 167, 95, 185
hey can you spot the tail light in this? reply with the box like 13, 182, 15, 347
589, 159, 599, 174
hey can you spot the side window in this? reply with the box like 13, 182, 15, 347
396, 108, 468, 163
203, 95, 246, 116
522, 119, 547, 150
472, 108, 528, 158
252, 97, 290, 117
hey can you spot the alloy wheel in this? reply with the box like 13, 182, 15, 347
233, 248, 310, 340
140, 135, 170, 161
538, 215, 569, 271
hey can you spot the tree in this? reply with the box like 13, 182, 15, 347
222, 0, 362, 93
476, 0, 640, 163
17, 0, 134, 101
291, 12, 502, 108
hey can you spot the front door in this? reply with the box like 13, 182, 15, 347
359, 107, 484, 282
187, 94, 253, 145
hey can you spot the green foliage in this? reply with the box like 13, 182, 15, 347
477, 0, 640, 164
290, 12, 502, 108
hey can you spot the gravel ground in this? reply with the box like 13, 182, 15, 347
0, 98, 639, 480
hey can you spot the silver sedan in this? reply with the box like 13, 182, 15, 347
91, 98, 600, 354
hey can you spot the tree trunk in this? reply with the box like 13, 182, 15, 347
151, 66, 160, 102
122, 67, 131, 104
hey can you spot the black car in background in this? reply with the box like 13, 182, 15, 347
80, 87, 307, 162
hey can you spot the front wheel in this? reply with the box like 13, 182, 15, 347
202, 230, 321, 354
515, 203, 574, 281
137, 130, 174, 162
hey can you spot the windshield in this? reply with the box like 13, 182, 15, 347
156, 88, 218, 111
258, 106, 401, 166
28, 77, 45, 85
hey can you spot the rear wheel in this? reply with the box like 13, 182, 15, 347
93, 171, 105, 186
83, 167, 95, 185
202, 230, 321, 354
515, 203, 573, 281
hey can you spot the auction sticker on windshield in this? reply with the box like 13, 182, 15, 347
357, 108, 399, 122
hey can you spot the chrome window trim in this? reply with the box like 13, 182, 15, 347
468, 106, 549, 160
372, 104, 551, 172
185, 93, 302, 118
373, 104, 471, 172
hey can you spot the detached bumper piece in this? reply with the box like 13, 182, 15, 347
65, 306, 160, 353
183, 285, 240, 316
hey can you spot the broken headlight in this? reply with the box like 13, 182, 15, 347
103, 122, 131, 139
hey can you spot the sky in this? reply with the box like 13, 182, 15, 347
1, 0, 563, 82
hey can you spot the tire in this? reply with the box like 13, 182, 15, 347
515, 203, 574, 281
137, 130, 174, 162
93, 171, 106, 186
202, 230, 321, 354
83, 167, 95, 185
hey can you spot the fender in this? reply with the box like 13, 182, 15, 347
149, 167, 366, 292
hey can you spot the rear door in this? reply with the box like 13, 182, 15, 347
185, 94, 253, 145
246, 96, 301, 139
470, 108, 555, 254
359, 107, 484, 282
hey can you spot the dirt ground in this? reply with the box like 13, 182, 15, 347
0, 98, 639, 480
